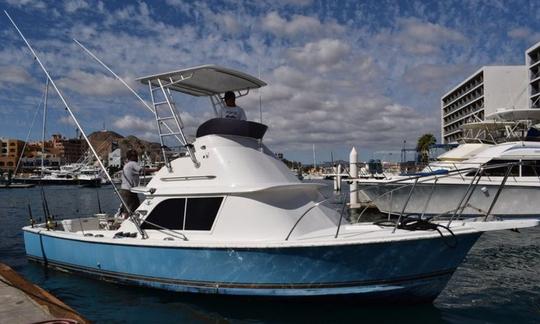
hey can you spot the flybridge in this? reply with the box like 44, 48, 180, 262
135, 65, 267, 171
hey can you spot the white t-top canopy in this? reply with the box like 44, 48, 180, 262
136, 64, 267, 96
485, 108, 540, 122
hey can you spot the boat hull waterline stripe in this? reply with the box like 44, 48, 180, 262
27, 255, 456, 296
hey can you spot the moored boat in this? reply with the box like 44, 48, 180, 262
19, 64, 539, 303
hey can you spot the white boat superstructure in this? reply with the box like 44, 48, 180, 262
359, 140, 540, 218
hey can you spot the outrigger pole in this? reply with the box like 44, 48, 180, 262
73, 39, 200, 169
73, 39, 156, 113
4, 11, 147, 239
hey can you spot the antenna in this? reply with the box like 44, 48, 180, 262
258, 62, 262, 123
5, 11, 146, 239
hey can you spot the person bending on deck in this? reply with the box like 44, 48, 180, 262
120, 149, 142, 217
220, 91, 247, 120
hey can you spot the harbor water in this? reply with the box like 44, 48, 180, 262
1, 182, 539, 323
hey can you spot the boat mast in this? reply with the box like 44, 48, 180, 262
313, 144, 317, 170
5, 11, 147, 238
13, 93, 43, 177
41, 79, 48, 178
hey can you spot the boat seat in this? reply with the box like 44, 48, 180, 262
196, 118, 267, 139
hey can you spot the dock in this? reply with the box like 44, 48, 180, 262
0, 263, 88, 324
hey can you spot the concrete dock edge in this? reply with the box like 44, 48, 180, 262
0, 263, 89, 323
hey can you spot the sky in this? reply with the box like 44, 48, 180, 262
0, 0, 539, 164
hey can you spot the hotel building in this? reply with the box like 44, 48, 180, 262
0, 138, 25, 171
441, 66, 528, 143
526, 41, 540, 109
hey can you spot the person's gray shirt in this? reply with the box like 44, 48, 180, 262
121, 161, 142, 190
219, 106, 247, 120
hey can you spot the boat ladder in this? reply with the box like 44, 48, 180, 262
147, 78, 199, 171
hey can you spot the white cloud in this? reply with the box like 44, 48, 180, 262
288, 39, 351, 72
64, 0, 89, 13
220, 14, 242, 34
112, 111, 201, 142
508, 27, 540, 45
0, 66, 35, 88
59, 115, 76, 126
113, 115, 155, 133
402, 63, 472, 94
277, 0, 313, 6
262, 12, 343, 38
375, 18, 468, 55
57, 70, 132, 97
5, 0, 46, 10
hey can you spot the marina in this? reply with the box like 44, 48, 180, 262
1, 2, 540, 323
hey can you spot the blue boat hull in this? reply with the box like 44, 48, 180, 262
24, 230, 481, 301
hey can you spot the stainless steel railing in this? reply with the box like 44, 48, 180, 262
285, 161, 523, 240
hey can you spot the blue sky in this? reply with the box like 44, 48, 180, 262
1, 0, 539, 163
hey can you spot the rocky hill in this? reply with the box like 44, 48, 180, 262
88, 130, 162, 162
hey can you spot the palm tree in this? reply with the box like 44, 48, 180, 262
416, 133, 436, 164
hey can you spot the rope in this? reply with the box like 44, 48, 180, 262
374, 215, 458, 248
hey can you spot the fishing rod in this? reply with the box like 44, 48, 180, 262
96, 189, 103, 214
4, 11, 147, 239
27, 204, 34, 228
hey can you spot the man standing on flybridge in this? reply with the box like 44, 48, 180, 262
220, 91, 247, 120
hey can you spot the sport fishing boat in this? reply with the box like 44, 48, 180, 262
20, 63, 539, 302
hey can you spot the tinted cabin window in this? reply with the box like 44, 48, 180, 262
185, 197, 223, 231
142, 197, 222, 231
482, 160, 519, 177
521, 161, 540, 177
142, 198, 185, 230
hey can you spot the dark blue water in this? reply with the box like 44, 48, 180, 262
1, 184, 539, 323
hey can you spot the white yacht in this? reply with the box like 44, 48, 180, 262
358, 110, 540, 218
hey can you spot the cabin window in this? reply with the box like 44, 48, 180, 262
141, 198, 185, 230
521, 161, 540, 177
482, 160, 520, 177
184, 197, 223, 231
142, 197, 222, 231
